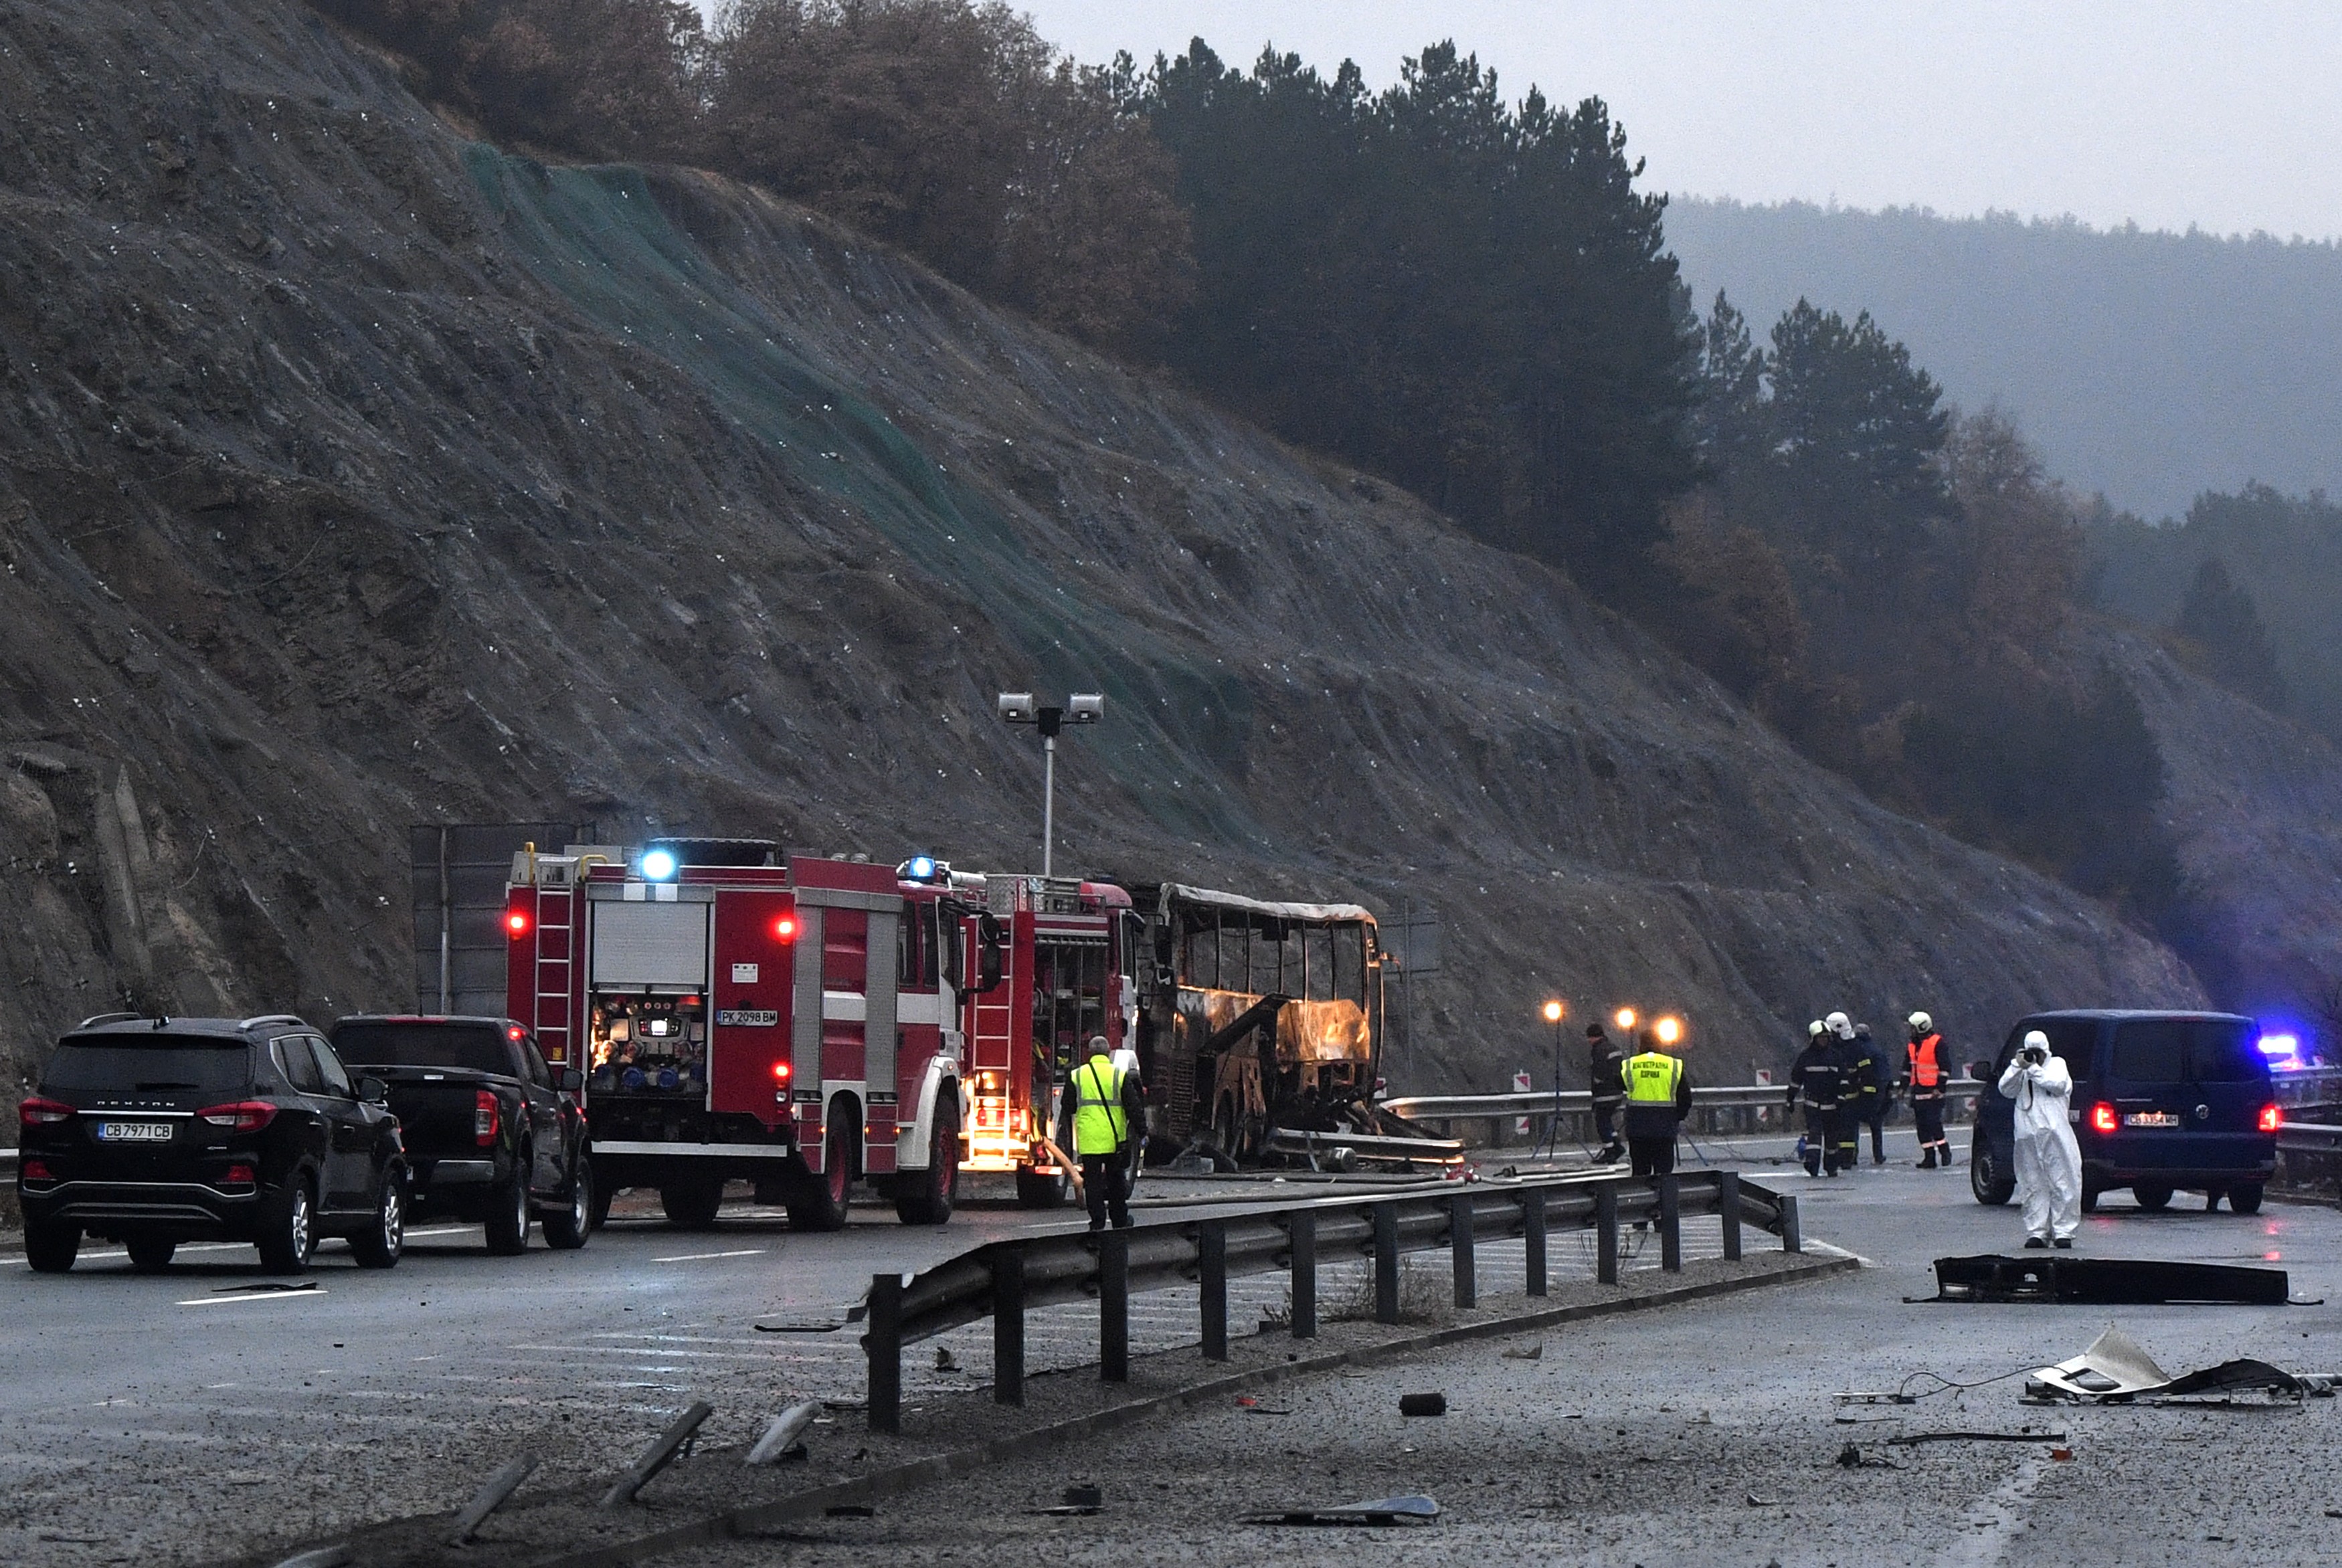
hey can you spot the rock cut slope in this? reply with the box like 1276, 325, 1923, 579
0, 0, 2197, 1090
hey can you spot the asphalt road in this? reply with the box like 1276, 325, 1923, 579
13, 1129, 2342, 1568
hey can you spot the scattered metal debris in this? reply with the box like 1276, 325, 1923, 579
1399, 1392, 1448, 1417
1501, 1343, 1544, 1361
1744, 1493, 1778, 1508
600, 1400, 713, 1508
1245, 1495, 1440, 1527
2025, 1327, 2334, 1405
1886, 1430, 2066, 1446
824, 1504, 876, 1519
1063, 1484, 1103, 1508
1835, 1442, 1906, 1470
934, 1347, 959, 1372
1918, 1254, 2292, 1305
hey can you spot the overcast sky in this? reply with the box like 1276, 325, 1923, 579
976, 1, 2341, 240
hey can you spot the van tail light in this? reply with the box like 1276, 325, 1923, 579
19, 1096, 73, 1127
197, 1100, 278, 1133
222, 1163, 257, 1187
2090, 1102, 2119, 1135
475, 1090, 500, 1147
2260, 1104, 2283, 1134
20, 1157, 54, 1183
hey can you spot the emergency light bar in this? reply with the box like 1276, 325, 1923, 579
640, 848, 679, 881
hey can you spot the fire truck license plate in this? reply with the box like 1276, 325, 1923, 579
2123, 1111, 2180, 1128
96, 1120, 173, 1142
717, 1009, 780, 1027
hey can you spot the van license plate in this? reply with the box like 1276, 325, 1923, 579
96, 1120, 174, 1143
2123, 1111, 2180, 1129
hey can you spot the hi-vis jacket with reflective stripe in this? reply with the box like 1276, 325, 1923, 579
1068, 1056, 1130, 1155
1621, 1050, 1690, 1138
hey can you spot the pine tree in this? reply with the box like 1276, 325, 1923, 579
2172, 557, 2287, 710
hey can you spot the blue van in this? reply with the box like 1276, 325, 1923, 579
1971, 1010, 2278, 1215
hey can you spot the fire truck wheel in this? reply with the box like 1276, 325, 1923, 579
784, 1122, 853, 1232
1014, 1164, 1071, 1209
659, 1177, 725, 1230
895, 1095, 960, 1226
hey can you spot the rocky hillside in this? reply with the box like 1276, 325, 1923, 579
0, 0, 2199, 1094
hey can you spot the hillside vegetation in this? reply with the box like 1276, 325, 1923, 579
0, 0, 2202, 1092
1667, 198, 2342, 522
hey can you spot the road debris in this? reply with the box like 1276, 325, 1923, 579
447, 1452, 539, 1543
1885, 1430, 2066, 1446
2024, 1326, 2335, 1405
600, 1401, 713, 1508
935, 1347, 960, 1372
1399, 1392, 1448, 1417
1835, 1442, 1906, 1470
745, 1401, 822, 1466
1244, 1494, 1440, 1527
1918, 1254, 2290, 1305
1501, 1342, 1544, 1361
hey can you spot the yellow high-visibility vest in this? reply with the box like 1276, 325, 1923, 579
1624, 1051, 1682, 1106
1070, 1056, 1128, 1154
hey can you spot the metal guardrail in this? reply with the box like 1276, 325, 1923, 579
860, 1168, 1797, 1434
1382, 1081, 1985, 1147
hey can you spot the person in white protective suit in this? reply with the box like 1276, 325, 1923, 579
1997, 1030, 2082, 1248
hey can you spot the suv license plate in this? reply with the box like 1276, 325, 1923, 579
96, 1120, 174, 1143
2123, 1111, 2180, 1129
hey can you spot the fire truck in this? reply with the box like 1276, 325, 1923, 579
503, 839, 986, 1228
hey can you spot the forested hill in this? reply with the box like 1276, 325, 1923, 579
1665, 199, 2342, 521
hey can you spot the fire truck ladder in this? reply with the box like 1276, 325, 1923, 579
532, 886, 574, 1066
965, 983, 1019, 1168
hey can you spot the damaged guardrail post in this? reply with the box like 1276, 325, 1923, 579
867, 1272, 903, 1434
1200, 1219, 1229, 1361
1522, 1187, 1548, 1297
1658, 1175, 1682, 1272
1779, 1191, 1802, 1252
448, 1452, 539, 1545
1595, 1184, 1620, 1286
1373, 1203, 1401, 1325
1288, 1211, 1318, 1339
600, 1400, 713, 1508
1099, 1230, 1130, 1382
1718, 1170, 1742, 1261
1450, 1191, 1477, 1308
992, 1250, 1026, 1405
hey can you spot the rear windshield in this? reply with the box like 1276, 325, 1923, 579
41, 1039, 250, 1094
331, 1021, 511, 1074
2110, 1019, 2265, 1084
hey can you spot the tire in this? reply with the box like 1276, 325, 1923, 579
894, 1094, 960, 1226
25, 1220, 81, 1274
2228, 1181, 2264, 1215
2080, 1185, 2099, 1214
2132, 1182, 2173, 1212
126, 1234, 178, 1272
257, 1173, 318, 1274
484, 1154, 533, 1255
660, 1176, 724, 1229
542, 1156, 592, 1250
1015, 1163, 1072, 1209
784, 1122, 852, 1232
349, 1168, 406, 1269
589, 1177, 615, 1232
1969, 1139, 2015, 1206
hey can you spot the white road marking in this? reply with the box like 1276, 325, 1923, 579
650, 1248, 768, 1262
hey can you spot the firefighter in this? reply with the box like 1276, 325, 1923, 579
1787, 1020, 1847, 1177
1059, 1036, 1142, 1230
1825, 1012, 1863, 1173
1852, 1023, 1894, 1166
1587, 1023, 1627, 1164
1621, 1027, 1692, 1177
1902, 1011, 1955, 1168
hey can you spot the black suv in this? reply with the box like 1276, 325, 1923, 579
1972, 1010, 2278, 1214
17, 1014, 410, 1274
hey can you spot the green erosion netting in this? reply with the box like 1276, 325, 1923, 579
462, 148, 1265, 850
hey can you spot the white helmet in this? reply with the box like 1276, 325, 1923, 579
1908, 1011, 1932, 1034
1827, 1010, 1853, 1038
1807, 1019, 1825, 1038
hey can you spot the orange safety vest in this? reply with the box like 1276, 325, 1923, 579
1907, 1034, 1947, 1090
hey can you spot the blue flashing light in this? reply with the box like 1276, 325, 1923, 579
907, 854, 938, 882
2257, 1033, 2299, 1058
640, 848, 679, 881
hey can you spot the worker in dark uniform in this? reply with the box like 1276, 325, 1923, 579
1853, 1023, 1894, 1166
1587, 1023, 1627, 1164
1902, 1011, 1955, 1168
1823, 1011, 1864, 1173
1621, 1028, 1693, 1177
1059, 1036, 1142, 1230
1787, 1020, 1848, 1177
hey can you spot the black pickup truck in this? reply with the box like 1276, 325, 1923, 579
327, 1015, 592, 1253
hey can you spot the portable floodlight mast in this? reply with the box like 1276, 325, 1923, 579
996, 691, 1103, 876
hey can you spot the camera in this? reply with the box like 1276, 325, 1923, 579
2021, 1044, 2048, 1066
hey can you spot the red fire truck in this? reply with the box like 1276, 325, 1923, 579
504, 839, 983, 1228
